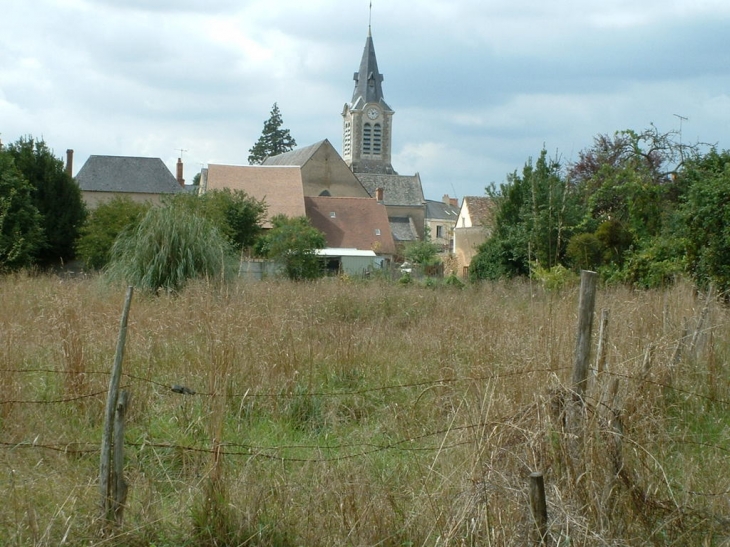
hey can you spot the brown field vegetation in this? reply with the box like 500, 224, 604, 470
1, 273, 729, 546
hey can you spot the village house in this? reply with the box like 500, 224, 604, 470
75, 154, 187, 208
453, 196, 494, 278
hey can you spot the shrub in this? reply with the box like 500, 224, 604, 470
105, 205, 236, 292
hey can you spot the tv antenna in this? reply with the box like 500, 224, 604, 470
673, 114, 687, 140
175, 148, 188, 159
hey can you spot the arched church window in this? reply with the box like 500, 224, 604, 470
363, 123, 372, 155
373, 123, 382, 155
343, 121, 351, 158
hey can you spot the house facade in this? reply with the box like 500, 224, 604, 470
425, 195, 459, 254
453, 196, 494, 277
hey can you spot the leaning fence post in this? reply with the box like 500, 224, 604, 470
113, 390, 130, 526
529, 472, 549, 545
100, 286, 133, 529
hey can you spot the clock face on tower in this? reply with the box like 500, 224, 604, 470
367, 107, 379, 120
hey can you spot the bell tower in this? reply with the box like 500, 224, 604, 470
342, 26, 396, 175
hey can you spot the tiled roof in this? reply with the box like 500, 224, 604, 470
75, 155, 184, 194
389, 216, 419, 242
205, 164, 306, 227
356, 173, 424, 207
463, 196, 495, 227
304, 196, 396, 256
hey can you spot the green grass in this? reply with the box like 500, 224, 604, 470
1, 273, 729, 545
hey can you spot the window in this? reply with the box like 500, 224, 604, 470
343, 121, 351, 157
375, 228, 381, 236
329, 211, 336, 218
436, 225, 444, 239
373, 123, 382, 155
363, 123, 372, 154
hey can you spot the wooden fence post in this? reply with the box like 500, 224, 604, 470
100, 286, 133, 529
572, 270, 598, 403
529, 472, 549, 545
113, 390, 130, 526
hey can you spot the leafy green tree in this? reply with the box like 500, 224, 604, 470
0, 150, 44, 271
248, 103, 297, 164
106, 204, 236, 293
402, 228, 440, 267
75, 197, 151, 270
679, 148, 730, 292
471, 149, 578, 281
169, 189, 267, 251
6, 136, 86, 264
256, 215, 326, 280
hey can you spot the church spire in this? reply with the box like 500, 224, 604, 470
351, 28, 390, 110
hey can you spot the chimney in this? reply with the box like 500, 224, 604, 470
450, 197, 458, 208
176, 157, 185, 187
375, 187, 384, 202
66, 149, 74, 177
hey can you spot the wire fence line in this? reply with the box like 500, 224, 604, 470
3, 364, 729, 404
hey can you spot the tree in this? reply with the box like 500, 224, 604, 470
106, 204, 236, 293
470, 149, 579, 281
75, 197, 151, 270
6, 136, 86, 264
402, 228, 440, 267
679, 148, 730, 292
248, 103, 297, 164
168, 189, 267, 251
0, 150, 44, 271
255, 215, 326, 280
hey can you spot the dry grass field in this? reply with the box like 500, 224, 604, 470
1, 272, 729, 546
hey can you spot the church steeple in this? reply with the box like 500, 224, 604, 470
342, 26, 396, 175
351, 29, 390, 111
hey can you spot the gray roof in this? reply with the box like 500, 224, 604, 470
350, 30, 391, 111
389, 217, 419, 242
262, 140, 326, 167
425, 199, 459, 220
356, 173, 424, 207
76, 155, 184, 194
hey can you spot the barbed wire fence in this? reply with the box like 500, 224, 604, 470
1, 275, 729, 542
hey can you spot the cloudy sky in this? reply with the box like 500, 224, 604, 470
1, 0, 729, 201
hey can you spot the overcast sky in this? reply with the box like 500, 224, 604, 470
1, 0, 729, 201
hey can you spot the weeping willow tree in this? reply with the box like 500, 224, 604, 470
105, 204, 237, 292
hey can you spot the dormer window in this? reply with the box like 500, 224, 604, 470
330, 212, 336, 218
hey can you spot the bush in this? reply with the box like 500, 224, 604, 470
105, 205, 236, 292
76, 197, 151, 270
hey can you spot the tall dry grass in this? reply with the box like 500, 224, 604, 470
0, 272, 728, 546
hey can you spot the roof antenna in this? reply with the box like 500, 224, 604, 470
175, 148, 188, 159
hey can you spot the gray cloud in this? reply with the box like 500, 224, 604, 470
1, 0, 728, 200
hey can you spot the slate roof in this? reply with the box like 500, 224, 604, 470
356, 173, 424, 207
75, 155, 184, 194
425, 199, 459, 220
204, 164, 306, 228
261, 140, 326, 167
350, 30, 391, 111
304, 196, 396, 256
389, 216, 420, 243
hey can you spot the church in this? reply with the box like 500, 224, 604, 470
258, 25, 427, 244
340, 26, 426, 243
200, 24, 432, 274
